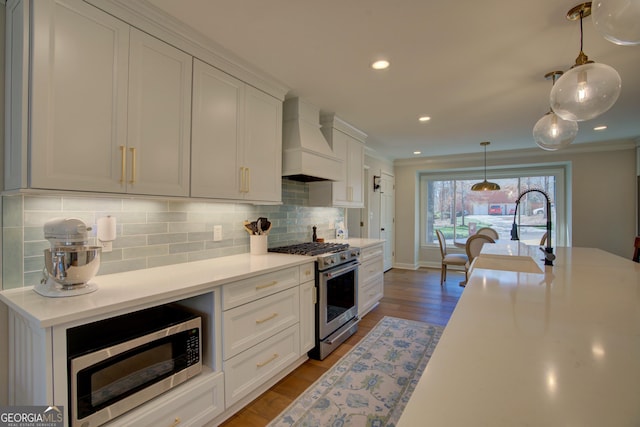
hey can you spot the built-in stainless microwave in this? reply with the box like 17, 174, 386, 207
67, 304, 202, 427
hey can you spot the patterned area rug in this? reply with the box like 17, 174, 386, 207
268, 316, 443, 427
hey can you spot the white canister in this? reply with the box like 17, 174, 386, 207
250, 235, 268, 255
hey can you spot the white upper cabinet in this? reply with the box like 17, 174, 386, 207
6, 0, 284, 202
242, 86, 282, 202
308, 115, 366, 208
27, 0, 130, 193
8, 0, 192, 196
126, 29, 192, 197
191, 59, 282, 203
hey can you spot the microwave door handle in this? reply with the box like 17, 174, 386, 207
325, 263, 359, 279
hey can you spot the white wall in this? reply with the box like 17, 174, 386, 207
394, 140, 638, 269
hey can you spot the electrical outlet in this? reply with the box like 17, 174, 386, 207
213, 225, 222, 241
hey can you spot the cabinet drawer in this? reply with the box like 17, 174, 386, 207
299, 262, 314, 284
360, 244, 384, 262
111, 371, 224, 427
223, 287, 299, 360
222, 267, 299, 310
359, 274, 384, 316
360, 255, 383, 283
224, 324, 300, 406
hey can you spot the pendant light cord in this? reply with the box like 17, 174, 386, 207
579, 9, 584, 52
483, 145, 487, 180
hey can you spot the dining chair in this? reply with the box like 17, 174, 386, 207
476, 227, 499, 240
540, 232, 548, 246
463, 234, 496, 286
633, 236, 640, 263
435, 229, 468, 287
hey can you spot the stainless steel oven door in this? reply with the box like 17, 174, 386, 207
318, 259, 359, 340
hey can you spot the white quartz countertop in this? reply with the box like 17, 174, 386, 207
398, 246, 640, 426
0, 253, 312, 328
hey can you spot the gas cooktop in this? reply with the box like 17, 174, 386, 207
268, 242, 349, 256
269, 242, 359, 271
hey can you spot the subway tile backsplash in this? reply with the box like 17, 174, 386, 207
2, 180, 343, 289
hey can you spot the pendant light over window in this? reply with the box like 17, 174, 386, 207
534, 71, 579, 151
592, 0, 640, 46
471, 142, 500, 191
550, 2, 622, 122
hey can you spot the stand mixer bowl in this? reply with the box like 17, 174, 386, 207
43, 246, 101, 287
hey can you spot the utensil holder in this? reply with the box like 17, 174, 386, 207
250, 235, 268, 255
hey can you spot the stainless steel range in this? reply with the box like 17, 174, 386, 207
269, 242, 360, 359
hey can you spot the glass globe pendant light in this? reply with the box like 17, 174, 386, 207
550, 2, 622, 122
471, 142, 500, 191
592, 0, 640, 46
534, 71, 579, 151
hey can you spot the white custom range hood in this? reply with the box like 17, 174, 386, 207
282, 98, 343, 182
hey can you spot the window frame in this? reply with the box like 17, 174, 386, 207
419, 164, 570, 248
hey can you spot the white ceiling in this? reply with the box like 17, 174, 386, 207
145, 0, 640, 160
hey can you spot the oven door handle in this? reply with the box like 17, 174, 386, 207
326, 316, 360, 345
324, 262, 359, 279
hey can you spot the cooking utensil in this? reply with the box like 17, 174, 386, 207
243, 221, 257, 234
244, 217, 271, 235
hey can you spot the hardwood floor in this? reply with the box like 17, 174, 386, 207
220, 267, 464, 426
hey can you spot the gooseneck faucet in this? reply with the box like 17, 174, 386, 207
510, 189, 555, 266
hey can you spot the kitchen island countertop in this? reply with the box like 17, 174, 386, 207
398, 245, 640, 426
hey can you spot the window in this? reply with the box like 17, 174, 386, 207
420, 166, 568, 248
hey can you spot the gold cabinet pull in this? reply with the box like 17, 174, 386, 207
169, 418, 181, 427
255, 280, 278, 290
119, 145, 126, 184
256, 353, 279, 368
256, 312, 278, 324
239, 167, 250, 193
129, 147, 137, 184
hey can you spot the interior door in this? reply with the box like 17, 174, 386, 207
380, 173, 395, 271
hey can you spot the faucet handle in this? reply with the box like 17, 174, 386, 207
539, 246, 556, 262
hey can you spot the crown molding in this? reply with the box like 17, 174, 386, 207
86, 0, 289, 100
394, 138, 637, 168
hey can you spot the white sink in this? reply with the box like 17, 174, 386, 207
471, 255, 544, 274
472, 241, 545, 274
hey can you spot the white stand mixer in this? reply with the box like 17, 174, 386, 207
34, 218, 102, 298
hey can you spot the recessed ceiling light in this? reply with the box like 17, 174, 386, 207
413, 151, 422, 155
371, 60, 390, 70
418, 116, 431, 122
593, 125, 608, 131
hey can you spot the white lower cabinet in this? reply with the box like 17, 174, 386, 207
224, 324, 300, 406
110, 370, 224, 427
299, 280, 316, 354
223, 286, 300, 359
358, 243, 385, 317
221, 262, 315, 407
2, 261, 316, 427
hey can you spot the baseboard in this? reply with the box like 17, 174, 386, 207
392, 262, 419, 270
